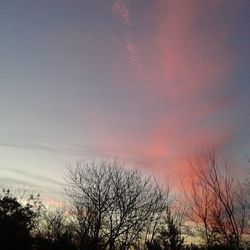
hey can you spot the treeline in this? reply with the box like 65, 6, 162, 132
0, 151, 250, 250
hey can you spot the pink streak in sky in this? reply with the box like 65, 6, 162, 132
141, 0, 236, 181
107, 1, 240, 185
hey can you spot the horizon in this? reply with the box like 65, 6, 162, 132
0, 0, 250, 204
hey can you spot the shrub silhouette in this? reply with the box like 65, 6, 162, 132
0, 189, 41, 250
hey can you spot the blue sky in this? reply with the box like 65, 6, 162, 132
0, 0, 250, 204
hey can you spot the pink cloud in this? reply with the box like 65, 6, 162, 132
105, 1, 239, 185
159, 2, 232, 98
112, 0, 130, 25
137, 1, 236, 180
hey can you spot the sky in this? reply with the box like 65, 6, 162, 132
0, 0, 250, 204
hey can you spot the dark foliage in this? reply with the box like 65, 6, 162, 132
146, 208, 184, 250
0, 189, 41, 250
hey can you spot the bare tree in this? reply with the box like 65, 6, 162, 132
65, 160, 171, 250
146, 206, 185, 250
185, 150, 246, 249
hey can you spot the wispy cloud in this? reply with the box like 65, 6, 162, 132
124, 37, 141, 70
112, 0, 142, 70
0, 140, 112, 159
0, 141, 58, 153
0, 168, 64, 186
0, 169, 65, 205
112, 0, 130, 25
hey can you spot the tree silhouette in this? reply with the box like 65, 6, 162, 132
65, 160, 171, 250
146, 208, 184, 250
185, 150, 246, 249
35, 208, 77, 250
0, 189, 41, 250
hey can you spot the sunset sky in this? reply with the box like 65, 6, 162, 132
0, 0, 250, 204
